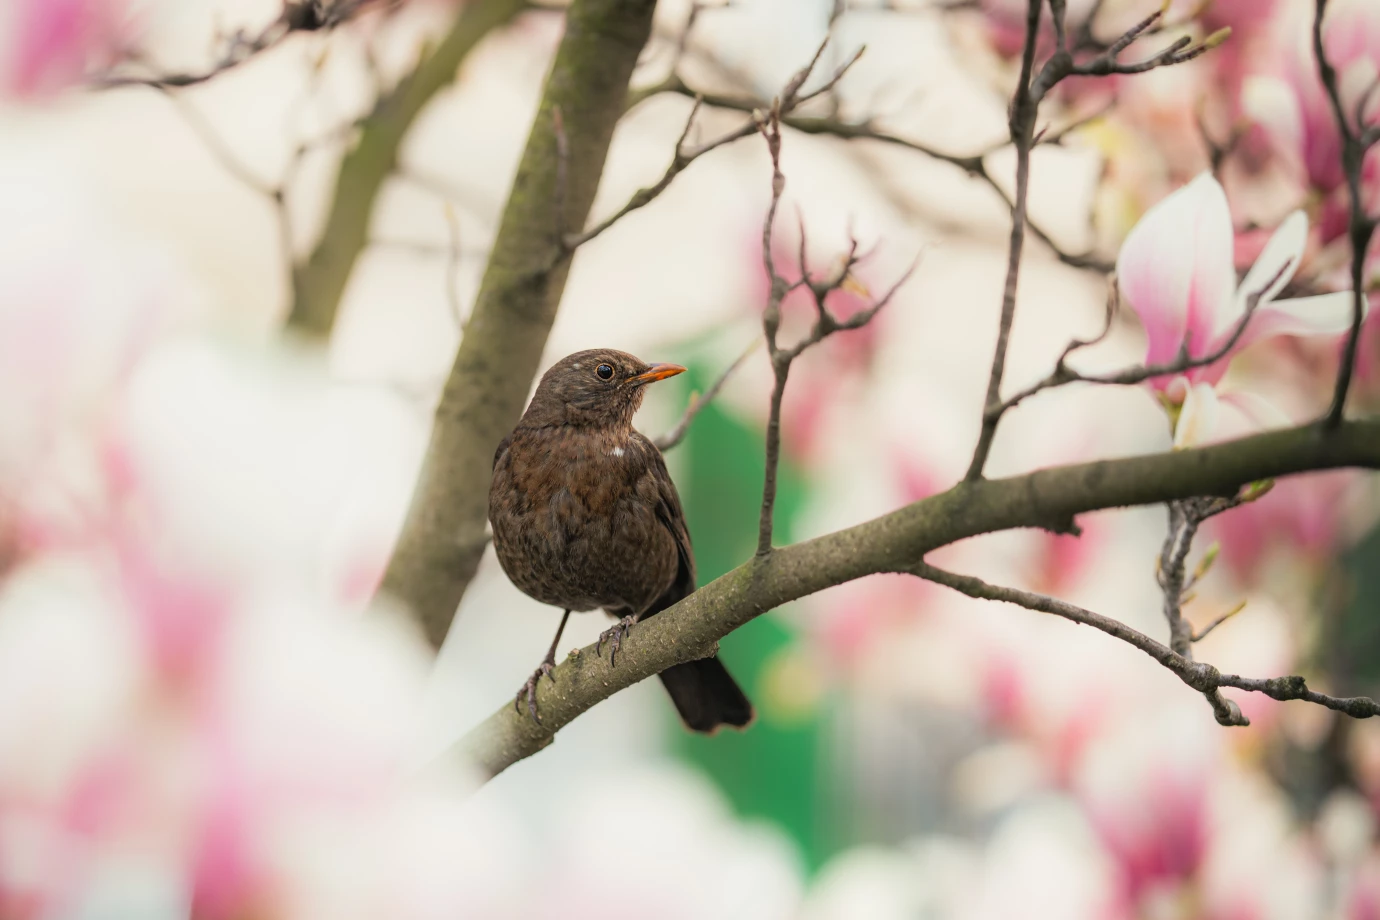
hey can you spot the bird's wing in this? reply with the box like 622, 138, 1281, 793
634, 432, 696, 603
492, 432, 513, 471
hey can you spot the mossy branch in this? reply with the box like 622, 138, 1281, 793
378, 0, 659, 648
453, 420, 1380, 778
285, 0, 526, 336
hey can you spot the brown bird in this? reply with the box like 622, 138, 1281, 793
488, 348, 754, 733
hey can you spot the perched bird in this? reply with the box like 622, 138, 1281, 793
488, 348, 754, 733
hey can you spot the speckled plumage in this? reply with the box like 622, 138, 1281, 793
489, 348, 753, 733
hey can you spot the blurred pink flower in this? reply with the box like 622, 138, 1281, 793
1074, 708, 1217, 909
1209, 469, 1361, 581
0, 0, 131, 97
1244, 0, 1380, 241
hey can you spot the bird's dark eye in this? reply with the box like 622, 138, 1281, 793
596, 364, 614, 380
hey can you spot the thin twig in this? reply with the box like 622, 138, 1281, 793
752, 101, 919, 555
1191, 600, 1245, 643
1314, 0, 1379, 427
96, 1, 374, 89
567, 38, 865, 255
964, 0, 1042, 482
994, 260, 1292, 418
654, 339, 760, 451
966, 0, 1231, 479
913, 561, 1380, 727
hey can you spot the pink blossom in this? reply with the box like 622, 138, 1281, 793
1243, 0, 1380, 238
1209, 469, 1361, 581
0, 0, 131, 98
1118, 172, 1356, 391
1074, 707, 1217, 908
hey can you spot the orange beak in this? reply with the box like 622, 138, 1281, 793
629, 362, 687, 386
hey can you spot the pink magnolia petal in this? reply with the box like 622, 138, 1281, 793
1175, 384, 1292, 448
1231, 291, 1363, 355
1220, 210, 1307, 338
1173, 382, 1221, 448
1118, 174, 1236, 367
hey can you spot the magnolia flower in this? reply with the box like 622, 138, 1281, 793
1115, 172, 1359, 445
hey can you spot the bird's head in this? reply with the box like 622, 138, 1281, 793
522, 348, 686, 429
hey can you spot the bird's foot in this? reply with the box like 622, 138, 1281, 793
513, 657, 557, 725
597, 615, 638, 667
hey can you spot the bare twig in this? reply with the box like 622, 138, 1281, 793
995, 260, 1292, 418
568, 38, 865, 256
966, 2, 1233, 479
753, 104, 918, 555
1314, 0, 1379, 427
1191, 600, 1245, 643
1156, 496, 1243, 657
97, 1, 376, 89
639, 68, 1112, 273
653, 340, 760, 452
964, 0, 1043, 482
913, 561, 1380, 727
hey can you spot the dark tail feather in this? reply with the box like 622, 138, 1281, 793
658, 656, 754, 733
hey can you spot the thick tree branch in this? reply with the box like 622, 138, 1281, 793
378, 0, 660, 649
453, 418, 1380, 778
285, 0, 525, 336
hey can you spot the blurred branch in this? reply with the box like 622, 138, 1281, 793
653, 339, 759, 452
564, 40, 864, 256
1314, 0, 1379, 427
964, 1, 1231, 481
913, 562, 1380, 727
377, 0, 661, 649
97, 0, 377, 89
285, 0, 526, 336
754, 103, 919, 555
155, 86, 352, 301
454, 418, 1380, 779
640, 74, 1112, 273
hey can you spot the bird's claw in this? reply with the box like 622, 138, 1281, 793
597, 615, 637, 667
513, 659, 557, 724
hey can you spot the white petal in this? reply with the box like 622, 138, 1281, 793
1117, 173, 1236, 365
1227, 211, 1308, 326
1235, 290, 1365, 352
1174, 383, 1221, 449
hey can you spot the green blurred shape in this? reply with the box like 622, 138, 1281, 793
661, 357, 835, 872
